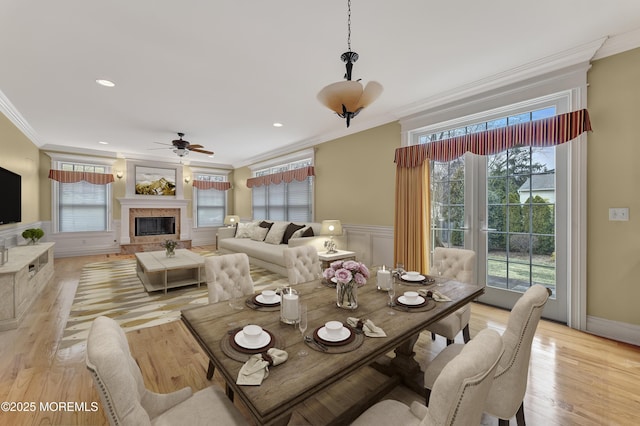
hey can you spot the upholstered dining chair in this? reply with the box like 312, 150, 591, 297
427, 247, 477, 345
86, 316, 247, 426
204, 253, 255, 379
205, 253, 255, 304
283, 245, 321, 285
424, 284, 550, 426
351, 328, 504, 426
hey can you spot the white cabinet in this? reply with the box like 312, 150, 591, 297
0, 242, 55, 330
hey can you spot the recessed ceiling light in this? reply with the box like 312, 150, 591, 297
98, 141, 109, 145
273, 122, 283, 127
96, 79, 115, 87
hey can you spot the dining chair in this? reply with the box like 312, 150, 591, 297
282, 245, 321, 285
204, 253, 255, 379
427, 247, 477, 345
85, 316, 247, 426
424, 284, 550, 426
351, 328, 504, 426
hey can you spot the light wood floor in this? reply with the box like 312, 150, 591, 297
1, 249, 639, 425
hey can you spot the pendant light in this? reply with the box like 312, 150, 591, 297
317, 0, 383, 127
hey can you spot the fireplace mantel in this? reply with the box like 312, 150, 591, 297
118, 197, 189, 244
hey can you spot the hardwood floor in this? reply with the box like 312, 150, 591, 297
0, 249, 638, 425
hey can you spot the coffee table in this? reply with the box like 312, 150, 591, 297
135, 249, 205, 294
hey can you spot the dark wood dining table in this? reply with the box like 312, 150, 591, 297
181, 277, 484, 425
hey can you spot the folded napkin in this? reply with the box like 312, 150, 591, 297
347, 317, 387, 338
236, 348, 288, 386
418, 289, 452, 302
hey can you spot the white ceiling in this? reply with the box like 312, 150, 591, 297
1, 1, 640, 168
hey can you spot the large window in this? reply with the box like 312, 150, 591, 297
252, 158, 313, 222
194, 173, 228, 227
54, 162, 111, 232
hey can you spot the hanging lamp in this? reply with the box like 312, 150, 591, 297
317, 0, 383, 127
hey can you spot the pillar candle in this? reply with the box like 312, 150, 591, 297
377, 269, 391, 290
282, 293, 299, 321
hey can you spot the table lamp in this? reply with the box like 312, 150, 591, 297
320, 220, 342, 254
223, 215, 240, 227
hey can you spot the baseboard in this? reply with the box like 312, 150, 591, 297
586, 315, 640, 346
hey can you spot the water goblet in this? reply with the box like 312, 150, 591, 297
387, 281, 396, 315
297, 304, 308, 356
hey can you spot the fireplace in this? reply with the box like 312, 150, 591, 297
135, 216, 175, 237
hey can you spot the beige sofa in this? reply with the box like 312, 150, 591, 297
217, 220, 346, 276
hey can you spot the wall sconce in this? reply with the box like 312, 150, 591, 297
115, 170, 124, 180
184, 176, 191, 184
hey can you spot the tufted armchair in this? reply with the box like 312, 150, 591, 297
282, 245, 321, 285
427, 247, 478, 345
86, 316, 247, 426
205, 253, 255, 304
351, 328, 504, 426
424, 284, 550, 426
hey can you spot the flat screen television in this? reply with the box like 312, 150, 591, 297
0, 166, 21, 225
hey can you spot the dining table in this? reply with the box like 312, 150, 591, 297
181, 275, 484, 425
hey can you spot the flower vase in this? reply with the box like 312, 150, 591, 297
336, 281, 358, 310
166, 247, 175, 257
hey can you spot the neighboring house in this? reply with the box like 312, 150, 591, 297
518, 172, 555, 204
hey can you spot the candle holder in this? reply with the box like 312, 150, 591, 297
280, 287, 299, 324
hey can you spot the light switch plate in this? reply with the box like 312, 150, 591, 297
609, 207, 629, 221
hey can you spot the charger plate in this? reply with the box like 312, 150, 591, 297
222, 329, 283, 362
246, 295, 280, 312
305, 326, 364, 354
392, 297, 436, 313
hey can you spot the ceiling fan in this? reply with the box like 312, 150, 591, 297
155, 132, 214, 157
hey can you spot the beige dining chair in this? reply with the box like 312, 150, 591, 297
351, 328, 504, 426
86, 316, 247, 426
283, 245, 321, 285
424, 284, 550, 426
204, 253, 255, 379
427, 247, 477, 345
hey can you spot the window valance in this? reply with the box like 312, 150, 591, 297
192, 180, 231, 191
395, 108, 592, 167
246, 165, 315, 188
48, 169, 114, 185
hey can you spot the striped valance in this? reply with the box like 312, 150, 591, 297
395, 109, 592, 167
192, 180, 231, 191
246, 165, 315, 188
48, 169, 115, 185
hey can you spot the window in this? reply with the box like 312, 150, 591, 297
194, 174, 228, 227
54, 162, 111, 232
251, 158, 313, 222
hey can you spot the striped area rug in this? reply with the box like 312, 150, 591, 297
60, 254, 289, 349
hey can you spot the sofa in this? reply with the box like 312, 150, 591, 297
217, 220, 346, 276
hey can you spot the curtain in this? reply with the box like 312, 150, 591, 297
394, 162, 430, 272
246, 166, 315, 188
48, 169, 114, 184
192, 180, 231, 191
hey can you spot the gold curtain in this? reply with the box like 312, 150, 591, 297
393, 161, 430, 272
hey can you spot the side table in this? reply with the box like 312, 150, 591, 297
318, 249, 356, 270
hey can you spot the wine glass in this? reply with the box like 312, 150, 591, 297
297, 304, 308, 356
434, 260, 445, 286
387, 281, 396, 315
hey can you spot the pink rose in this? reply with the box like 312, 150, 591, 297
334, 268, 353, 284
354, 272, 367, 286
359, 263, 370, 278
323, 268, 335, 280
343, 260, 360, 271
330, 260, 344, 270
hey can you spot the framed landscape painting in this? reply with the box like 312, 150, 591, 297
135, 166, 176, 196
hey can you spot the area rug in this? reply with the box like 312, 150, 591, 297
60, 254, 289, 349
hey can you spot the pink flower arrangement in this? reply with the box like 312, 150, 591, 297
323, 259, 369, 287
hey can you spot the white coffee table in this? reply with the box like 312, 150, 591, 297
135, 249, 205, 294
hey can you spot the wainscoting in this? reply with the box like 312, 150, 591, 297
343, 223, 394, 268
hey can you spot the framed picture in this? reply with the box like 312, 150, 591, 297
134, 166, 176, 196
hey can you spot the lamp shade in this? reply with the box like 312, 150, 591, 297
224, 215, 240, 226
320, 220, 343, 236
317, 80, 383, 116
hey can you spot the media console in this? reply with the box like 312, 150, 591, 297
0, 242, 55, 331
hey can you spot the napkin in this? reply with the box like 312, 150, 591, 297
347, 317, 387, 338
418, 289, 452, 302
236, 348, 288, 386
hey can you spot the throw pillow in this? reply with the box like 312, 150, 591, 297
259, 220, 273, 230
282, 223, 305, 244
235, 222, 255, 238
264, 222, 290, 245
302, 226, 315, 237
250, 226, 269, 242
291, 226, 308, 239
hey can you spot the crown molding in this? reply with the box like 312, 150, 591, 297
592, 27, 640, 60
0, 89, 42, 146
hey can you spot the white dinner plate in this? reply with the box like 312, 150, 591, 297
317, 326, 351, 342
398, 295, 426, 306
234, 331, 271, 349
401, 273, 426, 282
255, 294, 281, 305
